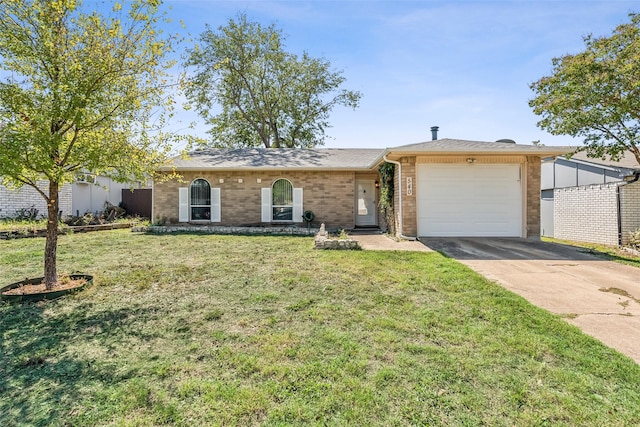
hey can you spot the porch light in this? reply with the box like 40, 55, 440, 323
375, 180, 380, 188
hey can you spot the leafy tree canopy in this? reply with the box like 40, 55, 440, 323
184, 13, 362, 148
529, 12, 640, 166
0, 0, 180, 286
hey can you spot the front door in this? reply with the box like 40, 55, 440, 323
355, 180, 377, 226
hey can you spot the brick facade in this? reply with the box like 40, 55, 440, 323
399, 157, 417, 236
619, 181, 640, 245
154, 152, 550, 238
553, 183, 620, 246
0, 181, 72, 219
526, 156, 541, 237
154, 170, 378, 230
553, 180, 640, 246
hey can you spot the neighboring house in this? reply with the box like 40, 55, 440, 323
0, 175, 147, 219
153, 134, 569, 238
541, 151, 640, 246
71, 174, 145, 217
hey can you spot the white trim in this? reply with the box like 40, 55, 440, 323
292, 188, 303, 223
261, 188, 272, 222
355, 180, 377, 226
211, 187, 221, 222
178, 187, 188, 222
521, 163, 527, 237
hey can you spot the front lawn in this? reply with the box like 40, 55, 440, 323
1, 230, 639, 426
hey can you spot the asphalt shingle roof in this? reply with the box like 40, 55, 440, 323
160, 139, 574, 171
162, 148, 385, 171
390, 138, 573, 155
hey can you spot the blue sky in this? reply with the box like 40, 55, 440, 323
161, 0, 638, 149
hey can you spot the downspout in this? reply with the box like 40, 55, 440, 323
617, 172, 640, 245
383, 154, 416, 240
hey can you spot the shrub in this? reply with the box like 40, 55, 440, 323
629, 228, 640, 249
14, 206, 40, 221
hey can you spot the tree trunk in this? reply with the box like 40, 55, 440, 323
44, 180, 60, 289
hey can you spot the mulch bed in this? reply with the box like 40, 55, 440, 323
2, 277, 87, 296
0, 223, 132, 240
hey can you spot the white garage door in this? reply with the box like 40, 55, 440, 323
417, 163, 523, 237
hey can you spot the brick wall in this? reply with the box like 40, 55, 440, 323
154, 170, 365, 229
400, 157, 417, 236
620, 181, 640, 245
0, 181, 72, 219
526, 156, 541, 237
553, 183, 620, 246
59, 183, 72, 216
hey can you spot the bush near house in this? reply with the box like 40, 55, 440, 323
630, 228, 640, 249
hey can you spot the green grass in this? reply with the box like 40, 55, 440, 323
543, 237, 640, 268
0, 218, 49, 232
1, 230, 640, 426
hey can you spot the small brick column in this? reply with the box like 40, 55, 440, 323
401, 157, 417, 237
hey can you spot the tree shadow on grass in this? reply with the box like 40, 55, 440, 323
0, 300, 158, 426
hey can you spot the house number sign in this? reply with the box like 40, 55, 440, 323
406, 177, 413, 196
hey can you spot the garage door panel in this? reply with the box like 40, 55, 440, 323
417, 164, 522, 237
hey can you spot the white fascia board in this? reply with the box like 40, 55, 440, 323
156, 166, 379, 172
385, 148, 574, 157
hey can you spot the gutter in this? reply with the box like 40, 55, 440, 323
626, 171, 640, 184
383, 153, 416, 241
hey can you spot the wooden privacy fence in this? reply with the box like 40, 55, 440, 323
121, 188, 152, 219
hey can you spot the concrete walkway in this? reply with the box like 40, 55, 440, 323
422, 238, 640, 364
352, 232, 433, 252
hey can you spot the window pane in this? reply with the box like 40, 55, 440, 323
273, 207, 293, 221
191, 207, 211, 220
191, 179, 210, 205
272, 179, 293, 205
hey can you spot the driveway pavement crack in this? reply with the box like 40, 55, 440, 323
569, 312, 634, 318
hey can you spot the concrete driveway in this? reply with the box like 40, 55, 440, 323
421, 237, 640, 364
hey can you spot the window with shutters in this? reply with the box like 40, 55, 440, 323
272, 178, 293, 221
190, 178, 211, 220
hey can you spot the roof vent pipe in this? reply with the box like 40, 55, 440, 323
430, 126, 439, 141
